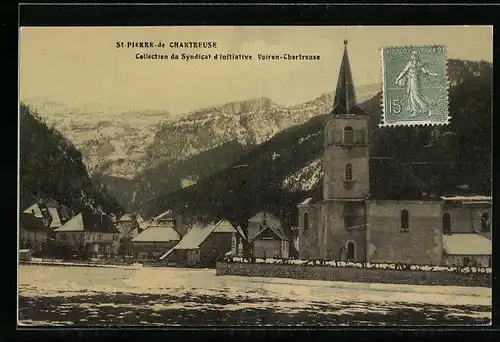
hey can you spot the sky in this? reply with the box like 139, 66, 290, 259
19, 26, 493, 116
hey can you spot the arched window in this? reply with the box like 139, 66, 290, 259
344, 126, 354, 145
442, 212, 451, 234
401, 209, 410, 231
481, 212, 490, 233
345, 163, 353, 181
346, 241, 356, 261
303, 212, 309, 231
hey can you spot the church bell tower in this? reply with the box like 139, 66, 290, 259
323, 40, 370, 200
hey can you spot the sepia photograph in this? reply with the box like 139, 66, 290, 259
18, 25, 492, 327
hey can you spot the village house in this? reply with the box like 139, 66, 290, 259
297, 40, 492, 267
159, 219, 246, 267
115, 213, 143, 255
247, 212, 282, 241
246, 212, 297, 259
19, 198, 73, 250
131, 223, 181, 261
251, 225, 290, 259
53, 212, 120, 257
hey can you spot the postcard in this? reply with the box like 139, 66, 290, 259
18, 25, 492, 327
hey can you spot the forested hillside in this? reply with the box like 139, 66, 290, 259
140, 59, 492, 232
19, 104, 123, 215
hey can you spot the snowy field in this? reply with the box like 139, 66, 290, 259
18, 264, 491, 326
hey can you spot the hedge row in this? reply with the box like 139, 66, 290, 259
220, 257, 492, 274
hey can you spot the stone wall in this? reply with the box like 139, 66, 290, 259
216, 262, 491, 288
323, 116, 370, 200
367, 200, 443, 265
297, 203, 323, 260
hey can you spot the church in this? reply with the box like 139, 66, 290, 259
296, 41, 492, 267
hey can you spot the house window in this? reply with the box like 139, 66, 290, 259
343, 126, 354, 145
442, 212, 451, 234
345, 163, 353, 181
401, 209, 410, 231
303, 212, 309, 231
346, 241, 356, 261
481, 212, 490, 233
61, 233, 66, 240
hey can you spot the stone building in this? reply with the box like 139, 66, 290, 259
297, 41, 491, 267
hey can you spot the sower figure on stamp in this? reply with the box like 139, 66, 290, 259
395, 50, 439, 117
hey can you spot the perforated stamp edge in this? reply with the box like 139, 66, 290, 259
379, 45, 451, 128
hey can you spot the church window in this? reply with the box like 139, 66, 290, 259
303, 212, 309, 232
343, 126, 354, 145
345, 163, 353, 181
481, 212, 490, 233
442, 212, 451, 234
401, 209, 410, 231
346, 241, 356, 261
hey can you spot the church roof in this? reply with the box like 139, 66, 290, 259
443, 234, 491, 255
331, 40, 367, 116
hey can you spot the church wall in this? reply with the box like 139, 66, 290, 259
297, 204, 323, 259
324, 117, 368, 147
366, 200, 443, 265
323, 118, 369, 200
442, 203, 491, 238
324, 200, 367, 261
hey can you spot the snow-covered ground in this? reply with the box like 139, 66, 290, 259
18, 265, 491, 326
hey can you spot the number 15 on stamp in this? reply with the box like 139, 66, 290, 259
381, 45, 450, 127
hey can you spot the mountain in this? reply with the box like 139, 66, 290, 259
19, 104, 123, 216
24, 84, 380, 211
21, 99, 174, 179
139, 59, 492, 234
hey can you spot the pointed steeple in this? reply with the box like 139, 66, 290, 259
331, 40, 365, 116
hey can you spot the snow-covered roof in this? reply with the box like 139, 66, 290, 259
115, 221, 139, 235
299, 197, 312, 205
23, 203, 44, 219
248, 212, 279, 222
139, 220, 152, 230
443, 234, 491, 255
235, 226, 246, 240
48, 207, 62, 228
118, 213, 134, 222
159, 219, 240, 260
441, 196, 492, 203
154, 210, 173, 221
54, 213, 85, 232
131, 226, 181, 243
251, 225, 288, 242
136, 214, 145, 224
54, 213, 118, 234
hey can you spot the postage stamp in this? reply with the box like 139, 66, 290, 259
381, 45, 450, 127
